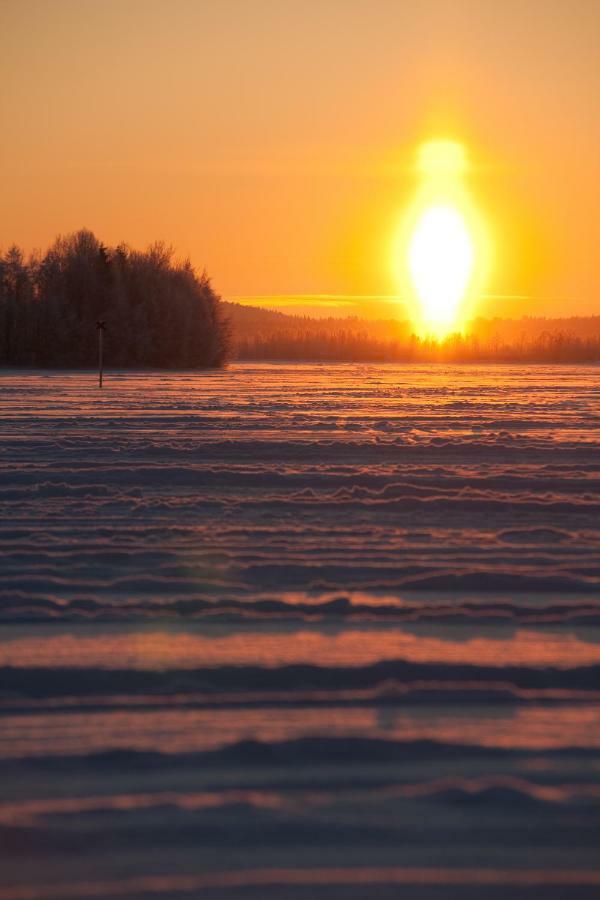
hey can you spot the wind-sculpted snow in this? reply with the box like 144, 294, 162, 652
0, 364, 599, 898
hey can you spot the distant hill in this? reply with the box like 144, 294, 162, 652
221, 302, 295, 339
471, 315, 600, 341
224, 301, 600, 340
222, 301, 411, 341
224, 301, 600, 363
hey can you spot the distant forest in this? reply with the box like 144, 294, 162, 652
228, 303, 600, 364
0, 231, 230, 368
2, 233, 598, 367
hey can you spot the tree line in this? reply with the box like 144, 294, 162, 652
2, 231, 598, 367
237, 328, 600, 363
0, 230, 231, 368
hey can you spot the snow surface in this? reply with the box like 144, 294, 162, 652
0, 363, 599, 898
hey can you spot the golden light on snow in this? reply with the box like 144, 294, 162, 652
393, 140, 491, 338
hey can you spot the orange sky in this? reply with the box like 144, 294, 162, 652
1, 0, 599, 319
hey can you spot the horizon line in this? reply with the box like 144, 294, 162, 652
229, 293, 573, 304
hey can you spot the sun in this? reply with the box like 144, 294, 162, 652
393, 139, 490, 338
408, 204, 474, 335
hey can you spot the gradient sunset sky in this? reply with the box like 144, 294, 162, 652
2, 0, 599, 319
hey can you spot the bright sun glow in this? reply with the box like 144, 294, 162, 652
393, 139, 489, 338
408, 204, 474, 334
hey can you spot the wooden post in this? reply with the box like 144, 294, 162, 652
96, 320, 106, 388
